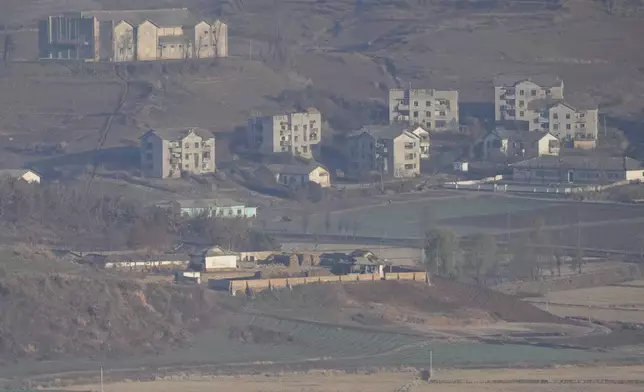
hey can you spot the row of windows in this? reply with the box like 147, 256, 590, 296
412, 110, 447, 118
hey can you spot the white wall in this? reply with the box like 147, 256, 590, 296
205, 254, 238, 270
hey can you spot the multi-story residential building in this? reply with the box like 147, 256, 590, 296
345, 124, 421, 179
547, 101, 599, 146
494, 75, 564, 124
389, 88, 459, 131
38, 8, 228, 61
247, 108, 322, 158
409, 125, 430, 158
140, 127, 215, 179
481, 128, 559, 162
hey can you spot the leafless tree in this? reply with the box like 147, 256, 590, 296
324, 212, 331, 234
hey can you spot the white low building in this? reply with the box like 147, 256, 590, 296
192, 246, 239, 271
0, 169, 41, 184
267, 163, 331, 188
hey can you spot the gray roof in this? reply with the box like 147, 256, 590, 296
526, 98, 560, 112
494, 74, 562, 88
558, 95, 599, 111
76, 8, 198, 26
174, 198, 244, 208
266, 163, 325, 176
489, 129, 554, 144
512, 156, 642, 171
348, 123, 413, 140
0, 169, 38, 177
141, 127, 213, 141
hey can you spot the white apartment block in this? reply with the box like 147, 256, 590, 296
247, 108, 322, 158
494, 76, 564, 124
547, 102, 599, 143
345, 124, 421, 179
389, 88, 459, 131
140, 128, 215, 179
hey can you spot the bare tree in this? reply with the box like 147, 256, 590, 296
324, 212, 331, 234
301, 210, 311, 234
351, 219, 361, 239
424, 228, 461, 278
465, 233, 498, 284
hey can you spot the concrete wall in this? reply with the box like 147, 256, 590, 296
104, 259, 189, 270
205, 254, 238, 270
229, 272, 428, 295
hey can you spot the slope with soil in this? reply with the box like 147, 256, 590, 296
0, 271, 229, 363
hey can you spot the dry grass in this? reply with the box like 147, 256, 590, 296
536, 286, 644, 308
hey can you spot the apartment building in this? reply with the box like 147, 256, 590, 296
494, 76, 564, 123
547, 101, 599, 146
140, 127, 215, 179
38, 8, 228, 61
389, 88, 459, 131
345, 124, 421, 179
247, 108, 322, 158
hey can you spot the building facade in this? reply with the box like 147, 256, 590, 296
38, 9, 227, 61
247, 108, 322, 158
481, 129, 559, 161
511, 156, 644, 184
345, 125, 421, 179
0, 169, 41, 184
547, 102, 599, 146
494, 76, 564, 123
140, 128, 215, 179
158, 199, 257, 219
267, 164, 331, 188
389, 88, 459, 131
409, 126, 430, 158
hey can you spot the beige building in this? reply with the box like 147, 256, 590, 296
267, 164, 331, 188
409, 125, 430, 158
247, 108, 322, 158
0, 169, 41, 184
38, 9, 227, 61
547, 102, 599, 146
512, 156, 644, 184
494, 75, 564, 123
482, 128, 559, 162
345, 124, 421, 179
140, 127, 215, 179
389, 88, 459, 131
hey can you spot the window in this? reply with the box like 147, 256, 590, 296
310, 133, 318, 140
405, 153, 415, 160
425, 100, 431, 107
580, 123, 586, 128
147, 142, 153, 149
203, 152, 211, 159
302, 146, 308, 153
413, 111, 418, 118
553, 124, 559, 130
404, 142, 415, 149
439, 111, 446, 117
580, 113, 586, 118
184, 143, 189, 148
184, 164, 189, 169
413, 101, 418, 107
566, 124, 571, 130
294, 136, 299, 142
519, 90, 525, 96
281, 125, 286, 130
194, 142, 199, 148
425, 111, 431, 117
146, 153, 152, 161
519, 100, 525, 107
435, 120, 446, 128
553, 113, 558, 120
404, 164, 415, 170
237, 209, 242, 216
185, 154, 190, 159
294, 125, 299, 131
533, 118, 539, 124
546, 89, 551, 95
531, 89, 537, 96
566, 113, 571, 119
303, 124, 307, 130
519, 111, 525, 117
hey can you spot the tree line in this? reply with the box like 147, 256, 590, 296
422, 216, 585, 284
0, 177, 275, 251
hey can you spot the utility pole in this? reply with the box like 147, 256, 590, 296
603, 114, 607, 138
100, 366, 104, 392
429, 349, 433, 381
249, 39, 252, 60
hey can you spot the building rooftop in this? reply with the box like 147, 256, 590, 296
73, 8, 198, 26
490, 129, 555, 144
494, 74, 562, 88
203, 246, 239, 257
348, 123, 414, 140
0, 169, 38, 177
512, 156, 642, 171
141, 127, 213, 141
173, 198, 245, 208
266, 163, 324, 176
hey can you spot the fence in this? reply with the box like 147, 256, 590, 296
442, 182, 603, 194
227, 271, 429, 295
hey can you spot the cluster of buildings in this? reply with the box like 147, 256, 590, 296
38, 8, 227, 61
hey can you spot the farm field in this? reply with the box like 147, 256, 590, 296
526, 284, 644, 324
67, 366, 644, 392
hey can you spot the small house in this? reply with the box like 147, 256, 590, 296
157, 198, 258, 219
482, 128, 559, 161
191, 246, 239, 271
267, 163, 331, 188
0, 169, 41, 184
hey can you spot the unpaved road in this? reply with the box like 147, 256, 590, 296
67, 365, 644, 392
